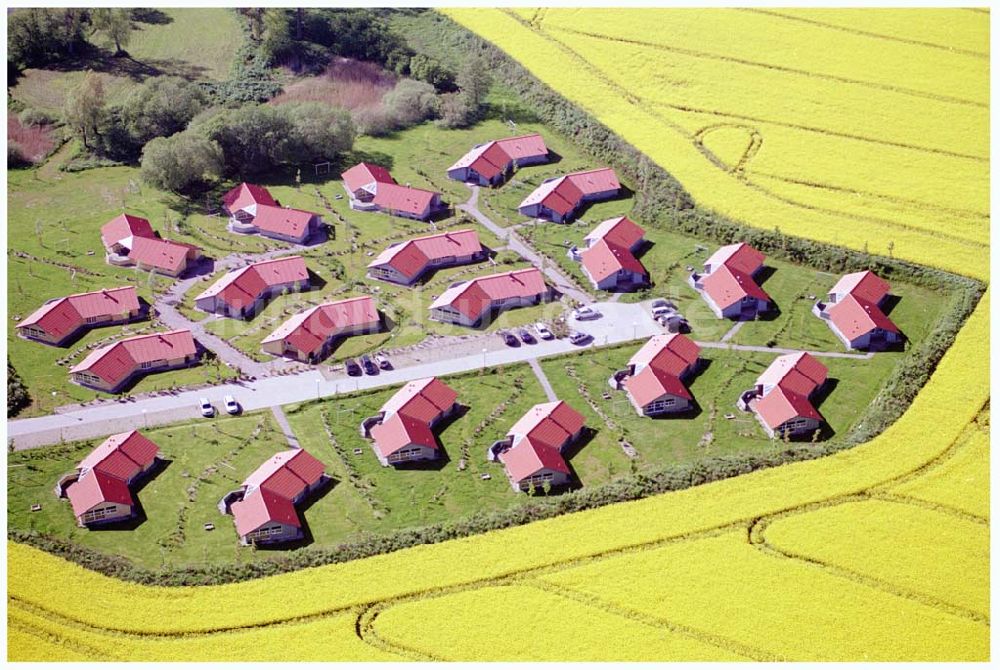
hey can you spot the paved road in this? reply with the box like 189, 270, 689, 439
457, 185, 594, 305
7, 298, 870, 450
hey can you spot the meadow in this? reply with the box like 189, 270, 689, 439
7, 8, 989, 663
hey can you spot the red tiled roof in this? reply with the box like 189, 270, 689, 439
508, 400, 585, 452
757, 352, 828, 396
70, 330, 196, 385
566, 168, 620, 195
341, 162, 395, 193
67, 470, 134, 517
196, 256, 309, 310
519, 168, 619, 216
827, 295, 900, 342
629, 334, 701, 377
368, 229, 482, 281
380, 377, 458, 422
232, 488, 301, 537
430, 268, 548, 321
371, 413, 439, 458
251, 205, 316, 239
704, 243, 766, 276
580, 239, 647, 284
624, 366, 693, 408
262, 296, 379, 358
494, 133, 548, 162
701, 264, 771, 311
372, 182, 439, 217
18, 287, 138, 341
243, 448, 326, 500
499, 438, 570, 483
469, 141, 514, 181
755, 386, 823, 430
222, 183, 278, 213
78, 430, 160, 480
127, 236, 195, 274
100, 214, 155, 250
830, 270, 890, 305
584, 216, 645, 250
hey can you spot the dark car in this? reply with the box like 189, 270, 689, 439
517, 328, 536, 344
345, 359, 362, 376
500, 330, 520, 347
360, 354, 378, 375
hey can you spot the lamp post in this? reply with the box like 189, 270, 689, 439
315, 378, 321, 400
482, 348, 488, 369
632, 321, 638, 340
141, 408, 148, 428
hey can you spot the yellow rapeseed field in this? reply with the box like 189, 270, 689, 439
9, 9, 989, 661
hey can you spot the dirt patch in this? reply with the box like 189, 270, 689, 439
8, 117, 57, 164
270, 57, 397, 113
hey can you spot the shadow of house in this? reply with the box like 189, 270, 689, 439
178, 255, 216, 280
573, 184, 635, 223
253, 476, 338, 551
525, 426, 600, 496
483, 101, 541, 125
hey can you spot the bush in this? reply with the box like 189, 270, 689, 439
7, 359, 31, 417
140, 130, 224, 193
352, 106, 396, 137
382, 79, 439, 127
119, 76, 208, 145
17, 107, 53, 128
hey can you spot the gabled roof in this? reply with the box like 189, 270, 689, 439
70, 330, 197, 385
380, 377, 458, 421
372, 182, 439, 217
100, 214, 155, 250
518, 168, 620, 215
222, 183, 278, 213
624, 365, 693, 408
830, 270, 890, 305
755, 386, 823, 430
499, 438, 570, 483
368, 229, 483, 281
127, 236, 196, 275
757, 352, 828, 397
701, 264, 771, 310
195, 256, 309, 308
580, 239, 647, 284
584, 216, 645, 249
251, 205, 316, 239
371, 413, 439, 458
77, 430, 160, 481
18, 287, 140, 340
629, 333, 701, 377
231, 488, 301, 536
449, 140, 513, 181
508, 400, 585, 452
243, 448, 326, 500
494, 133, 548, 161
704, 242, 766, 276
430, 268, 548, 321
341, 162, 395, 193
827, 294, 900, 342
261, 296, 379, 356
67, 469, 133, 517
566, 168, 621, 195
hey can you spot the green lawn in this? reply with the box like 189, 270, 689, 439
7, 411, 286, 570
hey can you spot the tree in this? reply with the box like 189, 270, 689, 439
456, 52, 491, 111
91, 8, 133, 55
237, 8, 265, 40
407, 53, 455, 91
383, 79, 439, 127
7, 8, 88, 69
140, 131, 223, 193
7, 359, 31, 418
260, 8, 293, 66
284, 102, 355, 160
437, 92, 473, 129
63, 70, 107, 148
120, 76, 207, 144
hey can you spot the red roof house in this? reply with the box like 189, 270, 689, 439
59, 430, 162, 527
447, 133, 549, 186
495, 400, 586, 492
100, 214, 155, 252
222, 183, 321, 244
747, 352, 829, 439
578, 216, 648, 292
691, 243, 771, 320
341, 162, 395, 198
621, 334, 701, 416
69, 329, 198, 393
365, 377, 459, 466
367, 229, 486, 285
518, 168, 620, 222
194, 256, 310, 319
222, 183, 278, 213
429, 268, 552, 327
342, 162, 442, 220
227, 448, 328, 545
17, 287, 142, 346
816, 271, 901, 350
261, 296, 380, 362
101, 213, 202, 277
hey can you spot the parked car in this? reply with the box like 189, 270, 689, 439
569, 330, 592, 346
651, 298, 676, 310
500, 330, 520, 347
573, 306, 601, 320
652, 305, 676, 319
517, 328, 536, 344
199, 397, 214, 418
374, 352, 392, 370
223, 395, 240, 415
345, 359, 362, 376
360, 354, 378, 375
534, 322, 554, 340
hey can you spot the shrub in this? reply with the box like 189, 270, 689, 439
7, 359, 31, 417
17, 107, 53, 128
140, 131, 224, 193
119, 76, 208, 145
383, 78, 439, 127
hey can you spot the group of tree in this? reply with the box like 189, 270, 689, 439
8, 7, 135, 71
7, 360, 31, 418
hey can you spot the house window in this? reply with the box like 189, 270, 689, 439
24, 327, 46, 339
647, 398, 677, 413
85, 315, 101, 324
